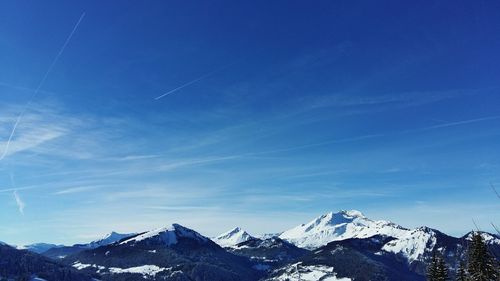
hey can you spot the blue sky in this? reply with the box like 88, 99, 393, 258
1, 1, 500, 245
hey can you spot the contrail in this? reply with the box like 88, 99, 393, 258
0, 12, 85, 161
154, 61, 238, 100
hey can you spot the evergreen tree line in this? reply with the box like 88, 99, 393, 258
427, 232, 500, 281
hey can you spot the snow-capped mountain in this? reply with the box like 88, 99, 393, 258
279, 210, 408, 250
214, 227, 254, 247
119, 223, 209, 246
65, 223, 263, 281
465, 231, 500, 245
88, 231, 135, 248
279, 210, 500, 276
42, 231, 135, 259
381, 226, 440, 263
265, 235, 424, 281
3, 211, 499, 281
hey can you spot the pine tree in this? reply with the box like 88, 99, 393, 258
456, 260, 468, 281
467, 232, 498, 281
428, 251, 449, 281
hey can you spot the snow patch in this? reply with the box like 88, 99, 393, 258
109, 265, 169, 278
72, 261, 106, 272
73, 262, 92, 270
120, 226, 177, 245
267, 263, 351, 281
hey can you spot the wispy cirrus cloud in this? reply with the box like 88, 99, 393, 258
0, 104, 74, 160
13, 190, 25, 215
295, 88, 488, 117
53, 185, 104, 195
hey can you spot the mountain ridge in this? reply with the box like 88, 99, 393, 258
2, 210, 499, 281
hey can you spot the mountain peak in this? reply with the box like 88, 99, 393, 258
340, 209, 365, 218
305, 210, 367, 231
464, 231, 500, 245
88, 231, 135, 248
119, 223, 209, 247
280, 210, 407, 249
214, 227, 254, 247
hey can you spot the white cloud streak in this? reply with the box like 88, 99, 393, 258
418, 115, 500, 131
0, 12, 85, 161
0, 106, 72, 159
53, 186, 103, 195
13, 190, 25, 215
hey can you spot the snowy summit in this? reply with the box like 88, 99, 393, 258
87, 231, 135, 248
119, 223, 209, 246
214, 227, 254, 247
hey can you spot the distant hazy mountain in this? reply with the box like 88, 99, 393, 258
87, 231, 136, 248
42, 231, 135, 259
0, 243, 94, 281
18, 243, 64, 254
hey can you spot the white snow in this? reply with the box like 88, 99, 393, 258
267, 263, 351, 281
72, 261, 105, 272
73, 261, 167, 277
382, 227, 437, 262
279, 210, 445, 264
214, 227, 254, 247
120, 226, 178, 245
109, 265, 169, 278
73, 262, 92, 270
88, 231, 135, 248
119, 223, 208, 246
279, 210, 408, 249
465, 231, 500, 245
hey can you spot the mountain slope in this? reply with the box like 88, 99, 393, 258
64, 223, 262, 281
279, 210, 408, 250
265, 235, 424, 281
19, 243, 64, 254
88, 231, 135, 248
279, 210, 500, 277
42, 231, 134, 259
214, 227, 254, 247
229, 237, 309, 268
0, 243, 95, 281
